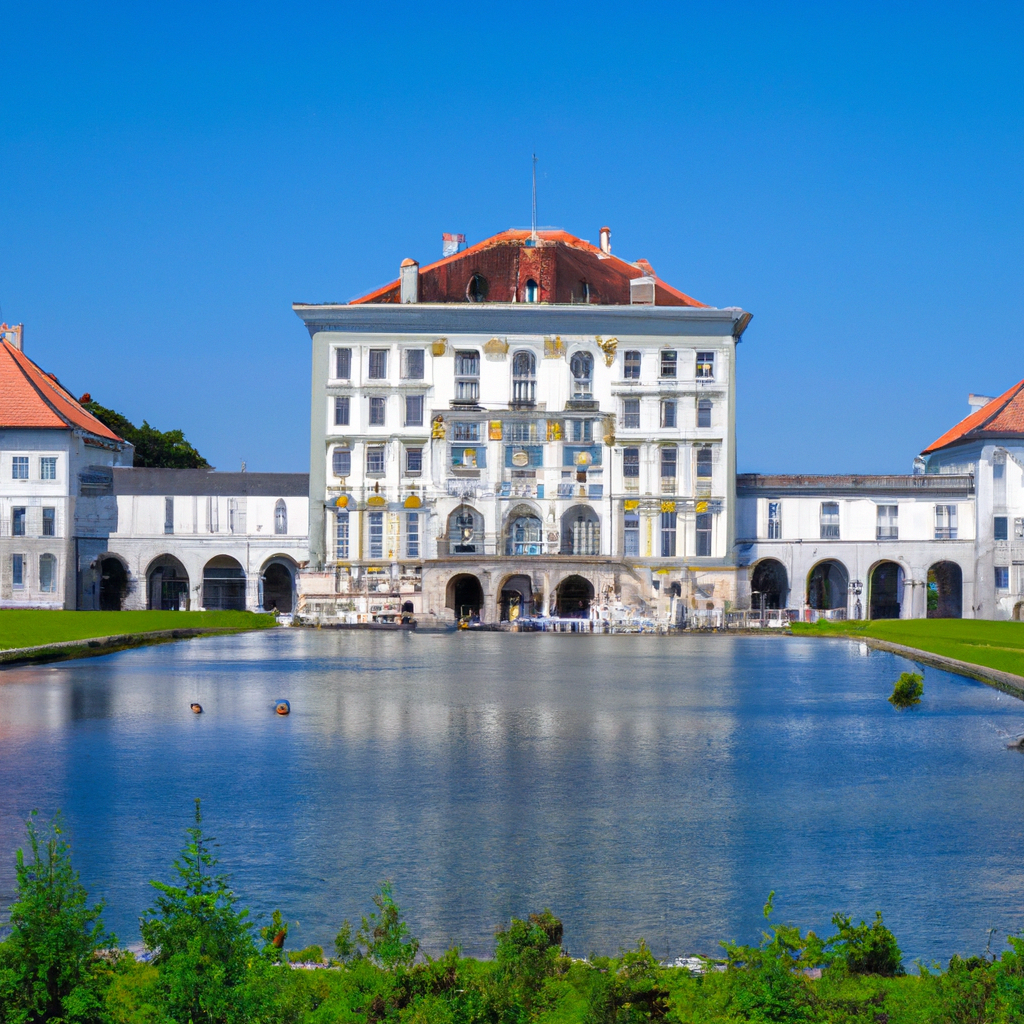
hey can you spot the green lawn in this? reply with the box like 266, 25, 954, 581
0, 609, 274, 651
792, 618, 1024, 676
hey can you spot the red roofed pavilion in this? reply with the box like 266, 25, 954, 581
923, 379, 1024, 454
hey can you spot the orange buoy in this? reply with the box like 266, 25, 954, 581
190, 703, 203, 714
275, 700, 290, 716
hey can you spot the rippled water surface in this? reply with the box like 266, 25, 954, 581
1, 629, 1023, 963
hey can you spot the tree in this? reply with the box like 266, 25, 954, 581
79, 395, 210, 469
353, 881, 419, 969
0, 811, 112, 1023
139, 800, 265, 1023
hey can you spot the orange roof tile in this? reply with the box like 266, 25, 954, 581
0, 340, 123, 441
923, 378, 1024, 453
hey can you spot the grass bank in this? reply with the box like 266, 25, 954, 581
0, 609, 274, 651
792, 618, 1024, 677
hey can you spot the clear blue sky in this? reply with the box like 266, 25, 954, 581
1, 2, 1020, 473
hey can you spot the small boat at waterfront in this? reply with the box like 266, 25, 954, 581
275, 700, 290, 716
190, 703, 203, 714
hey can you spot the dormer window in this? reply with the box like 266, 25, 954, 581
467, 274, 488, 302
525, 279, 539, 303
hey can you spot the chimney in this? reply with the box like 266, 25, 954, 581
0, 323, 23, 350
968, 393, 994, 414
400, 259, 419, 303
599, 226, 611, 254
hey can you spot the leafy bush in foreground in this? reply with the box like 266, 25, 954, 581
889, 671, 924, 708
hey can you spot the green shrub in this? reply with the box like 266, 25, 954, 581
287, 944, 325, 963
826, 912, 904, 976
889, 671, 924, 708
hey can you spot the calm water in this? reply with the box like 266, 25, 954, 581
1, 630, 1023, 964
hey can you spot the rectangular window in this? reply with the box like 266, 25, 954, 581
40, 457, 57, 480
506, 421, 537, 442
335, 347, 352, 379
935, 504, 958, 540
623, 447, 640, 478
164, 497, 174, 535
405, 395, 423, 426
571, 419, 593, 442
12, 554, 24, 588
454, 350, 480, 403
12, 508, 25, 536
452, 421, 479, 441
366, 446, 386, 475
661, 447, 677, 479
767, 501, 782, 539
661, 400, 677, 428
207, 496, 219, 532
42, 507, 55, 537
622, 398, 640, 429
1016, 517, 1024, 539
403, 349, 425, 379
12, 456, 28, 480
995, 515, 1009, 541
368, 349, 388, 379
877, 504, 899, 540
624, 513, 640, 557
820, 501, 840, 539
660, 350, 677, 378
405, 447, 422, 474
368, 512, 384, 559
660, 511, 677, 557
336, 511, 350, 559
39, 555, 56, 593
995, 565, 1010, 589
333, 447, 351, 477
369, 396, 386, 426
697, 399, 712, 429
623, 350, 641, 379
406, 512, 420, 558
696, 447, 713, 478
696, 512, 712, 556
334, 395, 350, 426
696, 351, 715, 379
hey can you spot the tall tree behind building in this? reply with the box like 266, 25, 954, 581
79, 394, 211, 468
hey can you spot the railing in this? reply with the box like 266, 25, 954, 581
511, 380, 536, 405
934, 528, 958, 540
454, 380, 479, 403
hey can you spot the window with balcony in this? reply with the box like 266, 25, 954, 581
660, 350, 677, 378
661, 400, 677, 428
623, 350, 641, 379
12, 508, 25, 536
570, 419, 593, 443
570, 352, 594, 400
332, 447, 351, 477
403, 349, 425, 379
506, 421, 538, 442
369, 397, 386, 426
366, 446, 386, 475
40, 457, 57, 480
767, 501, 782, 539
368, 512, 384, 559
12, 553, 24, 588
336, 511, 349, 559
624, 513, 640, 556
877, 505, 899, 540
697, 398, 712, 429
406, 512, 420, 558
12, 456, 28, 480
995, 515, 1009, 541
335, 348, 352, 379
512, 350, 536, 405
622, 398, 640, 429
935, 504, 958, 540
42, 507, 55, 537
696, 512, 712, 556
454, 350, 480, 403
368, 349, 388, 379
623, 447, 640, 480
696, 351, 715, 380
696, 447, 713, 479
820, 501, 840, 539
660, 511, 677, 557
452, 421, 479, 442
405, 395, 423, 427
405, 447, 422, 474
334, 396, 350, 426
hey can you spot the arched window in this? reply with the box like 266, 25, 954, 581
579, 280, 590, 303
570, 351, 594, 400
525, 279, 539, 303
448, 505, 484, 555
512, 350, 536, 405
467, 274, 488, 302
274, 499, 287, 535
506, 514, 543, 556
560, 506, 600, 555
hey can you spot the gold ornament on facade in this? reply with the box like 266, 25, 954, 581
431, 337, 449, 357
543, 335, 565, 359
483, 337, 508, 359
546, 419, 563, 441
431, 415, 446, 439
595, 335, 618, 367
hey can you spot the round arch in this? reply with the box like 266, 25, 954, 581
261, 555, 297, 614
560, 505, 600, 556
928, 561, 963, 619
807, 559, 849, 611
498, 574, 535, 621
750, 559, 788, 610
203, 555, 246, 611
447, 505, 484, 556
555, 574, 595, 618
446, 573, 483, 621
145, 553, 189, 611
98, 554, 129, 611
504, 503, 543, 556
869, 560, 904, 620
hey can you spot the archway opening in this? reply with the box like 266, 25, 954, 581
807, 559, 849, 611
203, 555, 246, 611
928, 561, 963, 619
262, 562, 294, 613
447, 505, 483, 555
499, 574, 534, 621
447, 573, 483, 621
870, 561, 903, 620
146, 555, 189, 611
750, 559, 788, 610
556, 575, 594, 618
560, 505, 600, 556
98, 557, 127, 611
506, 512, 543, 556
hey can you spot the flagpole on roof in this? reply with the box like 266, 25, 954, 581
531, 153, 538, 242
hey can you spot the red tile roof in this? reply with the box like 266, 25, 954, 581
0, 339, 123, 441
351, 228, 708, 307
923, 378, 1024, 453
